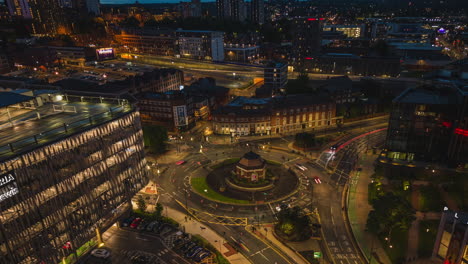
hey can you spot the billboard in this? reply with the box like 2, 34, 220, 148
173, 105, 188, 127
0, 171, 19, 203
96, 48, 115, 61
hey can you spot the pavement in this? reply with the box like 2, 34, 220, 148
347, 153, 392, 264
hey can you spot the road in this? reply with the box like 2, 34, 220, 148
312, 129, 387, 264
119, 54, 263, 89
150, 119, 389, 264
155, 143, 302, 264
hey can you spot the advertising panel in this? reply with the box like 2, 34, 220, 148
96, 48, 115, 61
173, 105, 188, 127
0, 171, 19, 203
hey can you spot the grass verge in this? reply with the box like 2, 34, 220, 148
418, 220, 439, 258
379, 227, 408, 264
191, 177, 250, 204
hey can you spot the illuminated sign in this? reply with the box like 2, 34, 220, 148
455, 128, 468, 137
0, 173, 14, 187
96, 48, 115, 61
307, 18, 325, 21
0, 172, 18, 203
173, 105, 188, 127
97, 48, 114, 55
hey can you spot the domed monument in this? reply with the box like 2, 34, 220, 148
235, 151, 266, 182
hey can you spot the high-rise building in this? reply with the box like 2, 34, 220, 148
5, 0, 32, 18
176, 30, 225, 61
178, 0, 202, 18
0, 95, 148, 264
292, 17, 323, 69
68, 0, 100, 15
216, 0, 230, 19
5, 0, 67, 35
264, 61, 288, 93
216, 0, 246, 21
251, 0, 264, 24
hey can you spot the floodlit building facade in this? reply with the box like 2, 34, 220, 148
0, 96, 148, 264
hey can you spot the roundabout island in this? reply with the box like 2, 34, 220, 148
191, 151, 300, 205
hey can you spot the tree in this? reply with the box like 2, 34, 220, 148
142, 125, 168, 154
275, 206, 312, 241
154, 203, 164, 219
366, 192, 415, 235
136, 195, 147, 212
294, 132, 316, 149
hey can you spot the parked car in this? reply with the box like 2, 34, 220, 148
194, 251, 211, 262
146, 221, 157, 231
137, 220, 147, 230
130, 218, 142, 228
186, 247, 203, 258
122, 216, 135, 227
91, 248, 111, 259
175, 160, 186, 165
181, 242, 196, 252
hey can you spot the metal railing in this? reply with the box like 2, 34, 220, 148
0, 103, 133, 161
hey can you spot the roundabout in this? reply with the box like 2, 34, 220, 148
191, 151, 300, 205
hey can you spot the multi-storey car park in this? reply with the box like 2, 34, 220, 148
0, 93, 148, 264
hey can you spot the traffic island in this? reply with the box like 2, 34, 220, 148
195, 152, 299, 204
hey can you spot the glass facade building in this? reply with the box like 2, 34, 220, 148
0, 99, 148, 264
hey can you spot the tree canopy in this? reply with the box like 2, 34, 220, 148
366, 192, 415, 235
142, 125, 168, 154
275, 205, 312, 241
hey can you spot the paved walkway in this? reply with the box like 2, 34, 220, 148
166, 206, 250, 264
348, 153, 392, 264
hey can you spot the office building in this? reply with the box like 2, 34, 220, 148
224, 44, 260, 63
323, 24, 364, 38
212, 95, 339, 136
264, 61, 288, 93
0, 95, 148, 264
384, 83, 468, 167
251, 0, 264, 24
432, 209, 468, 264
115, 29, 176, 56
176, 30, 225, 61
303, 53, 401, 77
138, 91, 195, 132
292, 17, 323, 69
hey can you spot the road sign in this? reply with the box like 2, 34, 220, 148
314, 252, 322, 258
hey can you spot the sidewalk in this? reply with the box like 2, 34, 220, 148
348, 153, 392, 264
166, 206, 250, 264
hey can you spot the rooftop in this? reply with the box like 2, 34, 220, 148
228, 96, 271, 107
0, 92, 35, 108
393, 85, 460, 105
0, 96, 132, 162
